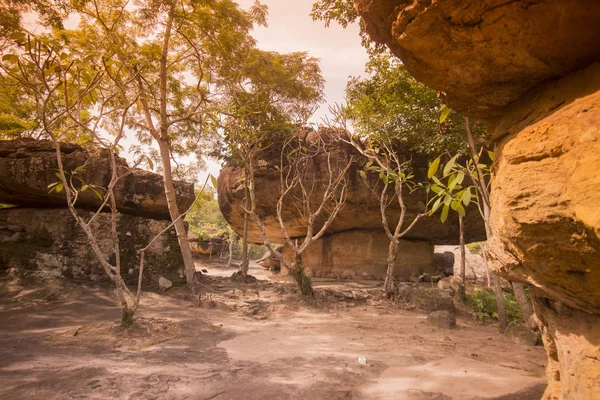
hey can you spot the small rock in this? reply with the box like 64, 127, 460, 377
426, 310, 457, 329
158, 276, 173, 291
230, 271, 257, 284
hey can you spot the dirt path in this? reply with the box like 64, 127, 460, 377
0, 263, 547, 399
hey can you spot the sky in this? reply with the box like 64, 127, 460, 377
196, 0, 369, 183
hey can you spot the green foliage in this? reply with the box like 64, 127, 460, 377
185, 187, 228, 239
427, 155, 475, 222
217, 48, 324, 167
311, 0, 385, 53
466, 242, 483, 255
344, 55, 479, 158
466, 288, 523, 324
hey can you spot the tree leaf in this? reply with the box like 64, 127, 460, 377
455, 201, 466, 217
430, 197, 442, 214
441, 204, 449, 223
210, 174, 218, 190
430, 184, 443, 194
439, 104, 452, 123
487, 150, 495, 162
359, 170, 367, 181
443, 154, 459, 177
2, 54, 19, 64
462, 187, 472, 206
145, 155, 154, 170
55, 183, 64, 193
443, 194, 452, 206
91, 188, 103, 200
428, 156, 441, 179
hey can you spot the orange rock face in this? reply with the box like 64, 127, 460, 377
354, 1, 600, 398
355, 0, 600, 120
281, 231, 436, 281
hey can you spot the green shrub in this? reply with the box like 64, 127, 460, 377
466, 242, 483, 255
466, 288, 523, 324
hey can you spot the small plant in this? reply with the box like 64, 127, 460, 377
466, 288, 523, 324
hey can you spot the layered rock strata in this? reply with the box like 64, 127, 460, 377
281, 230, 436, 280
0, 138, 194, 220
353, 1, 600, 397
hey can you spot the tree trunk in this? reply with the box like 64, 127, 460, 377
157, 140, 196, 284
512, 282, 534, 321
120, 307, 135, 330
227, 231, 238, 268
458, 214, 466, 301
240, 213, 249, 276
239, 180, 250, 276
384, 240, 398, 298
482, 242, 491, 287
494, 274, 508, 332
291, 252, 314, 297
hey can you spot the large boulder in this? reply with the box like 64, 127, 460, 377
435, 244, 488, 285
354, 0, 600, 121
0, 208, 186, 289
0, 138, 194, 220
218, 130, 485, 245
354, 1, 600, 398
281, 230, 436, 281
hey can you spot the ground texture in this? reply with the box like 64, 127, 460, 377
0, 261, 547, 400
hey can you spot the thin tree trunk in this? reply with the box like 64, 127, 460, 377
458, 214, 466, 301
512, 282, 533, 321
240, 183, 250, 276
384, 240, 398, 297
227, 231, 238, 268
482, 241, 491, 287
157, 140, 196, 284
291, 252, 314, 297
240, 212, 249, 276
494, 274, 508, 332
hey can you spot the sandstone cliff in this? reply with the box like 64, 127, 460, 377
0, 138, 194, 220
218, 130, 486, 245
354, 1, 600, 398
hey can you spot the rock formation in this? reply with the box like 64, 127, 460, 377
218, 130, 486, 280
282, 230, 436, 280
435, 245, 488, 285
0, 208, 185, 288
353, 1, 600, 397
0, 138, 195, 290
0, 138, 194, 220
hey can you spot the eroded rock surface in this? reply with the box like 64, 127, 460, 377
218, 130, 485, 245
488, 65, 600, 313
281, 230, 437, 281
0, 208, 186, 289
0, 139, 194, 220
355, 0, 600, 120
354, 1, 600, 397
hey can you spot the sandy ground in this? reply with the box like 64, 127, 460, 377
0, 260, 548, 400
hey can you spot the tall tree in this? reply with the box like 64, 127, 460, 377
67, 0, 269, 284
247, 131, 352, 296
217, 48, 324, 277
0, 30, 183, 327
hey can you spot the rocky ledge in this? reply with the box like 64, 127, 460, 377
0, 138, 194, 220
